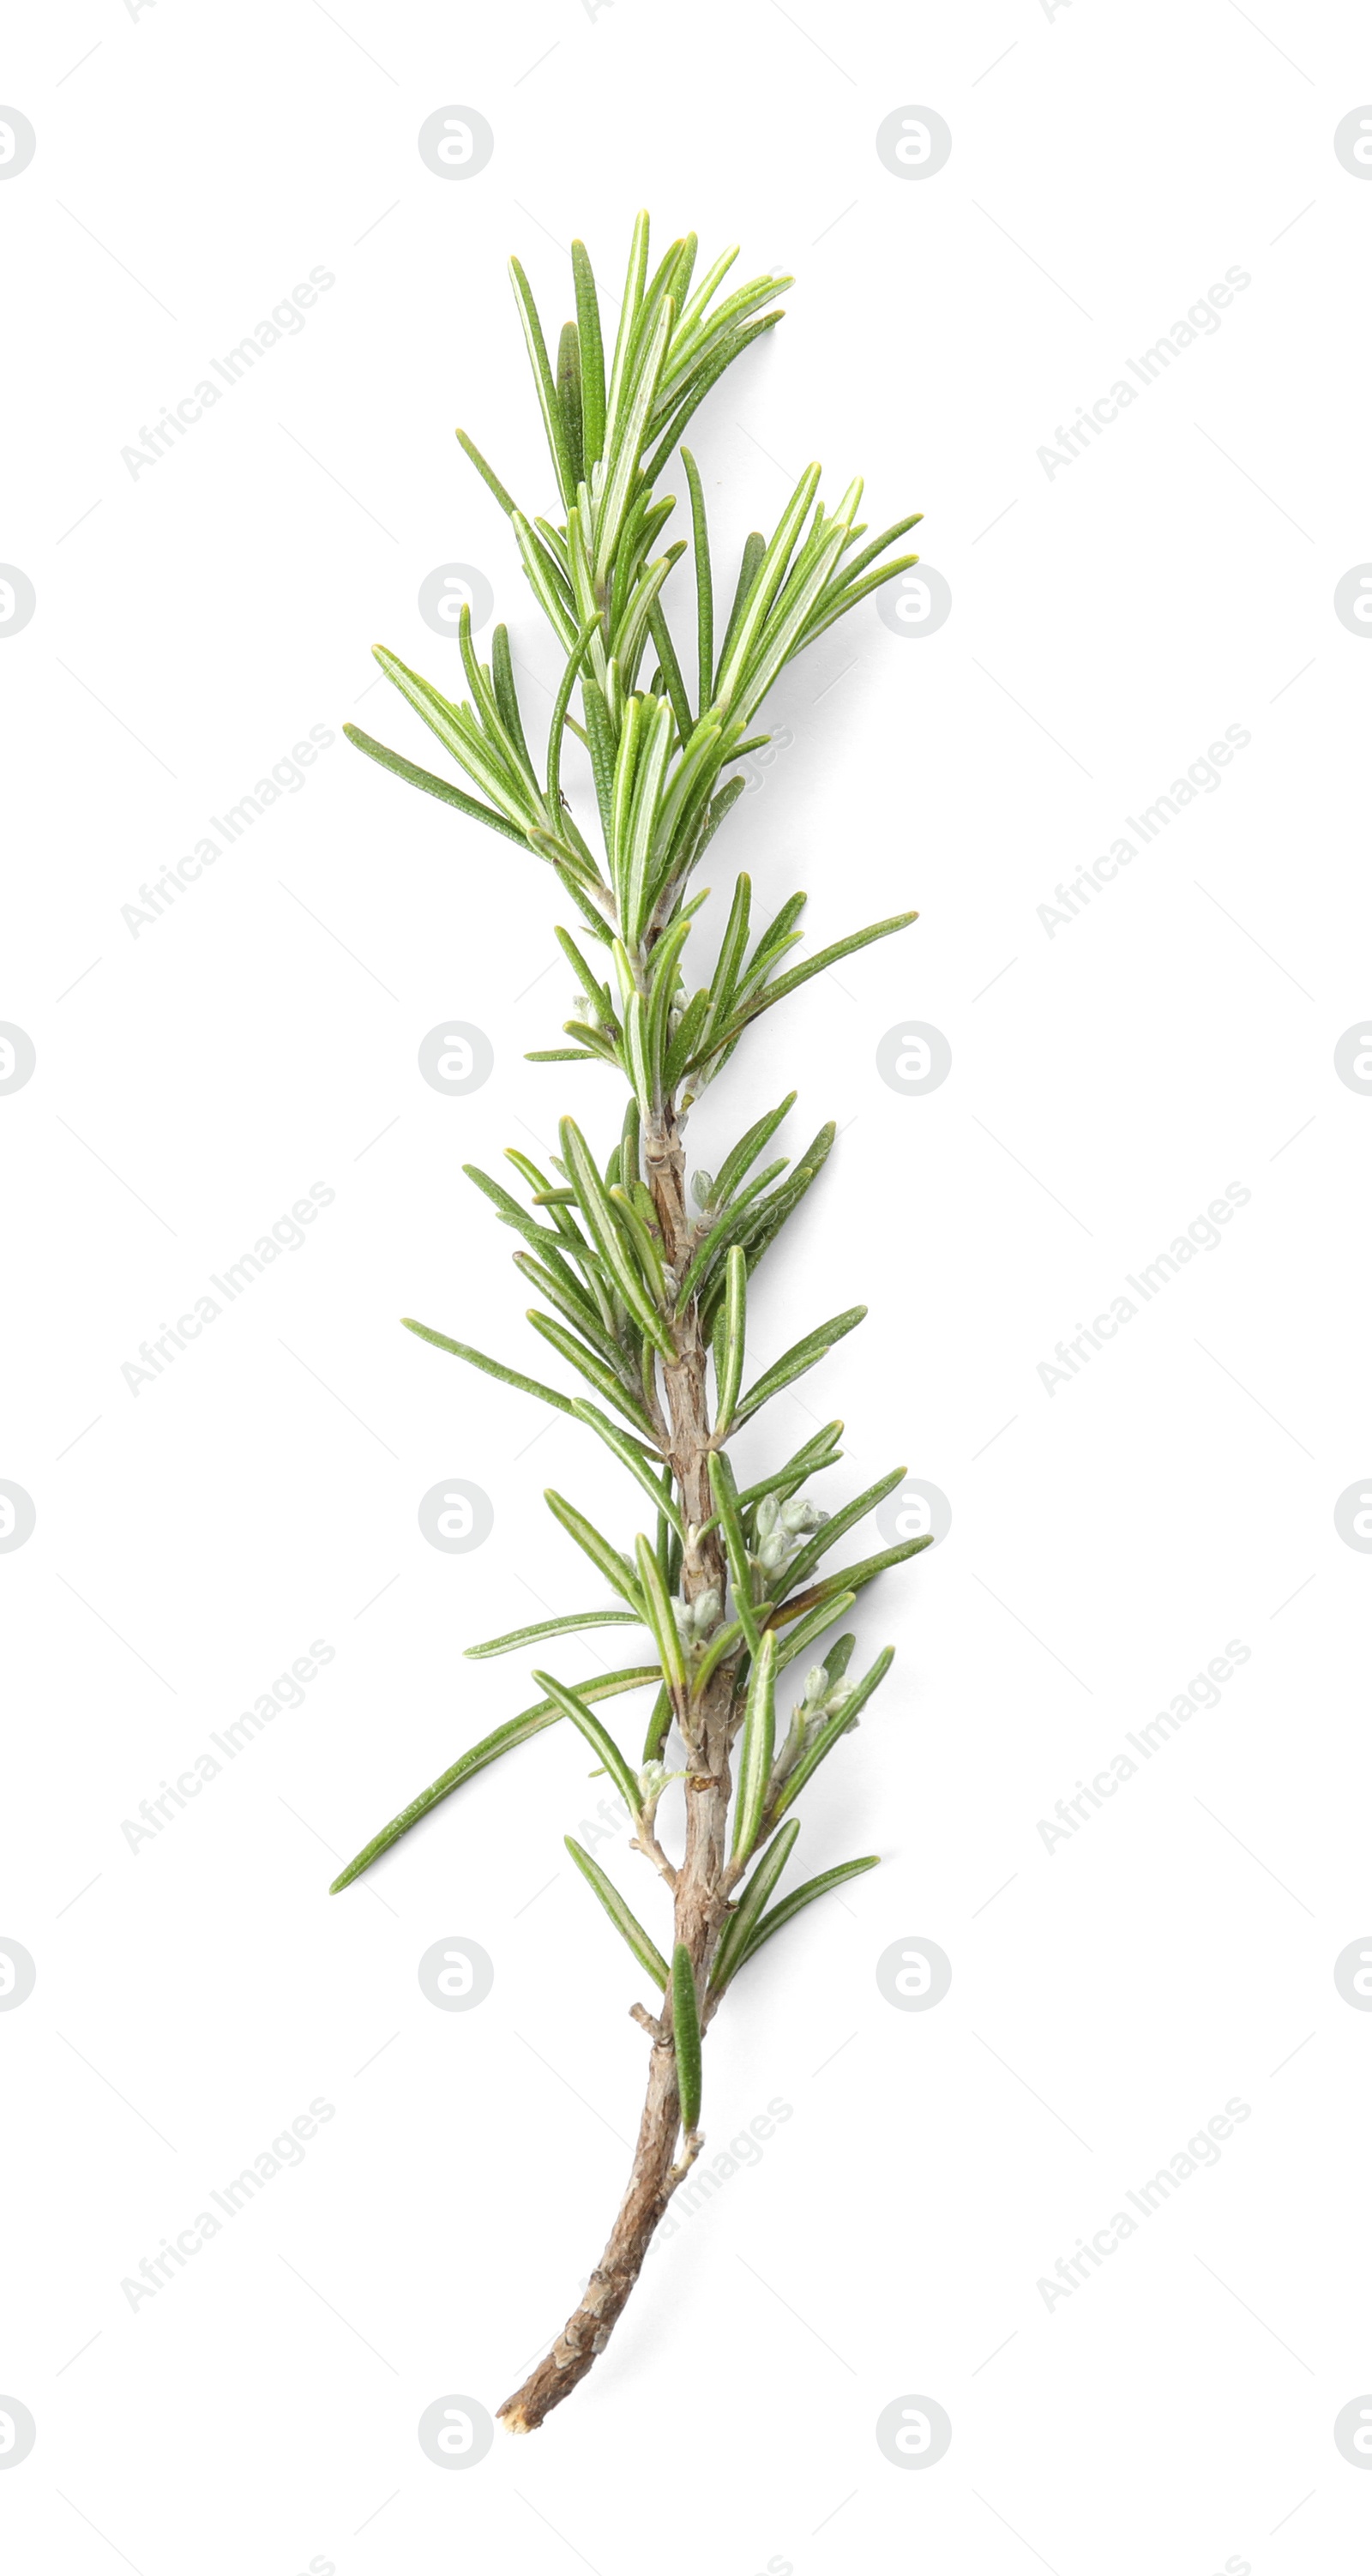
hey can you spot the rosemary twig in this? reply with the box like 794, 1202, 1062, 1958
333, 211, 929, 2432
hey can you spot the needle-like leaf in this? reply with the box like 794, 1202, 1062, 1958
735, 1855, 881, 1969
710, 1817, 800, 1990
566, 1838, 668, 1985
533, 1668, 644, 1821
671, 1943, 703, 2134
731, 1627, 776, 1864
329, 1667, 659, 1890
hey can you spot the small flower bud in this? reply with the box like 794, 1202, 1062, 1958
781, 1495, 822, 1535
691, 1586, 722, 1637
638, 1760, 670, 1801
759, 1531, 790, 1573
803, 1664, 828, 1706
691, 1168, 715, 1210
755, 1494, 780, 1541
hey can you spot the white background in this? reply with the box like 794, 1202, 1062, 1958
3, 3, 1371, 2569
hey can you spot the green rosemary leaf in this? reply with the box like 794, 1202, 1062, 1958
545, 1488, 645, 1611
771, 1589, 856, 1672
690, 1614, 744, 1700
802, 555, 922, 647
736, 1855, 881, 1968
681, 446, 713, 716
671, 1944, 703, 2134
712, 1090, 797, 1207
490, 624, 534, 774
574, 1400, 682, 1532
454, 424, 519, 517
400, 1316, 577, 1417
767, 1647, 895, 1821
732, 1304, 866, 1429
713, 463, 821, 709
596, 294, 674, 585
533, 1667, 643, 1820
735, 1421, 844, 1511
700, 872, 752, 1049
463, 1160, 599, 1270
566, 1838, 668, 1985
571, 237, 607, 469
689, 912, 920, 1063
633, 1534, 688, 1694
646, 595, 694, 745
557, 318, 585, 494
731, 1627, 776, 1864
547, 614, 601, 808
328, 1666, 659, 1890
663, 988, 710, 1092
508, 256, 577, 509
526, 1309, 656, 1436
642, 1681, 672, 1763
466, 1609, 644, 1661
342, 725, 527, 845
710, 1817, 800, 1991
713, 530, 766, 693
707, 1449, 762, 1654
641, 310, 783, 488
512, 509, 578, 651
767, 1537, 930, 1629
713, 1244, 748, 1433
560, 1116, 677, 1360
672, 1159, 788, 1314
781, 1464, 909, 1591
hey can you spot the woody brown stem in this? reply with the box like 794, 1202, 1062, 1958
496, 1097, 741, 2435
